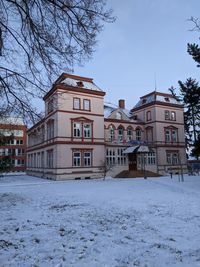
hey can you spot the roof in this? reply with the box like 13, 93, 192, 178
0, 117, 24, 126
133, 91, 181, 110
43, 73, 105, 100
104, 102, 131, 119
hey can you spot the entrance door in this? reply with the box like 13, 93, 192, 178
128, 153, 137, 170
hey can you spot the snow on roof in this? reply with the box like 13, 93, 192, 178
0, 117, 24, 125
104, 102, 131, 119
61, 77, 103, 92
133, 92, 180, 109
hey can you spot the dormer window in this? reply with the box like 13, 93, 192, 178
132, 115, 137, 120
77, 81, 84, 87
164, 97, 170, 102
142, 99, 147, 104
116, 112, 122, 120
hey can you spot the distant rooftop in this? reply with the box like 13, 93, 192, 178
0, 117, 24, 125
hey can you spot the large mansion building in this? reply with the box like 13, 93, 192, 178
27, 73, 187, 180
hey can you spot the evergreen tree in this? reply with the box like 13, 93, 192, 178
187, 17, 200, 67
169, 78, 200, 159
191, 135, 200, 159
0, 133, 14, 173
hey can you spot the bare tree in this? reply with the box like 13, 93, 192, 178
0, 0, 115, 124
99, 160, 112, 180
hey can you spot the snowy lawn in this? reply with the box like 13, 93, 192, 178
0, 174, 200, 267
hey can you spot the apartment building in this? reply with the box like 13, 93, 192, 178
26, 73, 187, 180
0, 117, 27, 172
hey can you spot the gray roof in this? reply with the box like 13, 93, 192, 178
104, 103, 131, 119
134, 92, 181, 109
61, 77, 103, 91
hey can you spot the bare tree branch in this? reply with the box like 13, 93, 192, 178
0, 0, 115, 124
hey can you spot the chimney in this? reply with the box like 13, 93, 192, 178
119, 99, 125, 109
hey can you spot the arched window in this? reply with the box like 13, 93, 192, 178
127, 126, 133, 141
118, 126, 124, 142
136, 128, 142, 141
109, 125, 115, 142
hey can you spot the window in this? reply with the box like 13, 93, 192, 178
77, 81, 84, 87
146, 111, 151, 121
171, 111, 176, 121
41, 152, 44, 168
83, 99, 90, 111
84, 152, 91, 166
17, 148, 24, 155
47, 150, 53, 168
106, 148, 115, 165
138, 152, 156, 165
165, 129, 171, 142
165, 110, 176, 121
165, 128, 178, 143
127, 127, 132, 141
73, 152, 81, 166
47, 120, 54, 140
73, 123, 82, 137
117, 148, 127, 165
142, 99, 147, 104
73, 98, 80, 110
164, 97, 170, 102
171, 130, 177, 142
47, 99, 54, 113
147, 153, 156, 165
72, 120, 92, 140
136, 128, 142, 141
72, 150, 92, 167
17, 159, 24, 166
116, 112, 122, 120
109, 126, 115, 142
165, 110, 170, 120
166, 152, 179, 165
118, 127, 124, 142
83, 124, 91, 138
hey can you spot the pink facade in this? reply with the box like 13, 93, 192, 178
27, 73, 187, 180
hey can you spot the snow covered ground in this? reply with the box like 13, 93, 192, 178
0, 174, 200, 267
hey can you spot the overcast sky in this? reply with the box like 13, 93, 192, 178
74, 0, 200, 110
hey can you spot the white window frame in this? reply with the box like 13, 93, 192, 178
74, 98, 80, 110
136, 128, 142, 141
73, 152, 81, 166
83, 123, 91, 138
84, 152, 91, 166
83, 99, 90, 111
73, 122, 82, 138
